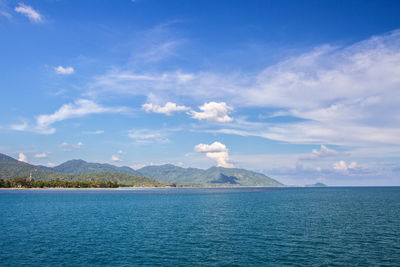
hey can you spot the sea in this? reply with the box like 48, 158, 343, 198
0, 187, 399, 266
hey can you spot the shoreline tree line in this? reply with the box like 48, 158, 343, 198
0, 176, 120, 188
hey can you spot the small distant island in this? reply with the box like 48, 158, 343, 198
305, 182, 328, 187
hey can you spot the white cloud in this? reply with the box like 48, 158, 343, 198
59, 141, 83, 150
14, 3, 42, 22
300, 145, 340, 160
142, 102, 189, 115
333, 160, 358, 172
348, 162, 358, 169
55, 66, 75, 75
190, 102, 233, 123
111, 155, 122, 162
194, 141, 228, 153
18, 152, 27, 163
75, 142, 83, 148
34, 152, 48, 159
194, 142, 233, 168
60, 142, 70, 151
87, 30, 400, 148
47, 162, 55, 167
35, 99, 127, 134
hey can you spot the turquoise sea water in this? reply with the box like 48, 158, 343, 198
0, 187, 399, 266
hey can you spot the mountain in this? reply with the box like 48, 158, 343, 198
53, 159, 142, 176
0, 153, 163, 187
0, 153, 67, 180
0, 152, 284, 186
138, 164, 283, 186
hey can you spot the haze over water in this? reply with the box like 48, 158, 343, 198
1, 187, 399, 266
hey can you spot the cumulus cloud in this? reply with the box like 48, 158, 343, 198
190, 102, 233, 123
55, 66, 74, 75
194, 141, 233, 168
18, 152, 27, 163
34, 152, 48, 159
333, 160, 358, 172
194, 142, 228, 153
14, 3, 42, 22
111, 155, 122, 162
142, 102, 189, 115
300, 145, 340, 160
35, 99, 127, 134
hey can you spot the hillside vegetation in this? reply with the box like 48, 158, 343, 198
0, 152, 284, 187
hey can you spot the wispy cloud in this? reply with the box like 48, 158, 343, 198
14, 3, 42, 23
33, 99, 128, 134
10, 121, 28, 131
84, 130, 104, 135
0, 10, 11, 19
59, 141, 83, 151
34, 152, 48, 159
87, 30, 400, 148
128, 129, 170, 144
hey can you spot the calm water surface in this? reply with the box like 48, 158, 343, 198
0, 187, 399, 266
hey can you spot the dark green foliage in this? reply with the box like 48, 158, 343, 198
72, 172, 164, 187
210, 174, 239, 184
0, 177, 119, 188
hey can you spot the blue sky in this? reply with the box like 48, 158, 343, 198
1, 0, 400, 185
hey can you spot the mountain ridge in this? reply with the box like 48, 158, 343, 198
0, 153, 163, 186
53, 159, 142, 176
0, 152, 284, 186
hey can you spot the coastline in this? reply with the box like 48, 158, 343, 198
0, 185, 288, 190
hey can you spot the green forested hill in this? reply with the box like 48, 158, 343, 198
0, 152, 283, 187
53, 159, 142, 176
138, 164, 283, 186
0, 153, 164, 186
